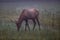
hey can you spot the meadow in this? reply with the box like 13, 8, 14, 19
0, 22, 60, 40
0, 9, 60, 40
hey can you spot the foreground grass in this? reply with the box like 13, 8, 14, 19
0, 22, 60, 40
0, 28, 60, 40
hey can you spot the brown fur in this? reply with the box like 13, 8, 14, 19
16, 8, 40, 31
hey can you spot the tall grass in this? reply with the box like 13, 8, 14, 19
0, 9, 60, 40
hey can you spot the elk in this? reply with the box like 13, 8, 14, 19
16, 8, 40, 31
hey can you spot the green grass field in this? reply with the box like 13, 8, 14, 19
0, 7, 60, 40
0, 22, 60, 40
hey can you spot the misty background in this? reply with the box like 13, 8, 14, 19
0, 0, 60, 20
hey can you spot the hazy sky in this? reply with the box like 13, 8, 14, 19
0, 0, 60, 11
0, 0, 60, 2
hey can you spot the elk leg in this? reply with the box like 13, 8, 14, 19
16, 22, 21, 31
25, 20, 30, 31
32, 19, 36, 31
17, 24, 20, 31
36, 18, 40, 30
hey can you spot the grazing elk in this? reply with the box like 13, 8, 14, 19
16, 8, 40, 31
